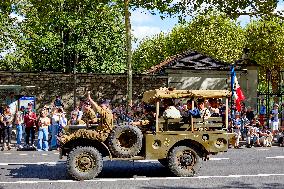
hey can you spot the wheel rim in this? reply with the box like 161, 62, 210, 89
75, 153, 95, 172
118, 131, 137, 149
176, 150, 196, 170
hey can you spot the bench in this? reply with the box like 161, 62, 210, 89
158, 118, 191, 131
157, 116, 224, 131
193, 117, 224, 130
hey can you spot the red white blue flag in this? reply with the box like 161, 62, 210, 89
232, 76, 245, 111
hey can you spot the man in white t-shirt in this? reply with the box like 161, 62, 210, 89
270, 103, 279, 134
163, 99, 181, 119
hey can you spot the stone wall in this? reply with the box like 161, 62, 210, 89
0, 71, 167, 113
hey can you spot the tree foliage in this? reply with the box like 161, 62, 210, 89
1, 0, 283, 74
133, 12, 246, 72
0, 3, 20, 70
245, 18, 284, 93
124, 0, 283, 20
0, 0, 126, 73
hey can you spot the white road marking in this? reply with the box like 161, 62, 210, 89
266, 156, 284, 159
256, 149, 270, 151
54, 152, 59, 155
3, 153, 11, 155
209, 158, 230, 161
0, 162, 65, 166
41, 154, 48, 156
136, 160, 158, 163
0, 173, 283, 184
137, 158, 230, 162
19, 153, 28, 156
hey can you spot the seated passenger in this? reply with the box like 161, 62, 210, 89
189, 99, 211, 119
162, 99, 181, 119
208, 98, 220, 117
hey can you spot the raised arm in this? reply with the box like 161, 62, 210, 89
87, 91, 103, 113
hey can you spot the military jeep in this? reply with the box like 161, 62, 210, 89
58, 88, 233, 180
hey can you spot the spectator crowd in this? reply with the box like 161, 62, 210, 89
0, 96, 68, 151
0, 94, 284, 151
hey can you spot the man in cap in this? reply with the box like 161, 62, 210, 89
81, 101, 97, 128
86, 92, 114, 141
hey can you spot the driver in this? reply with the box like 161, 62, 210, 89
86, 92, 114, 140
132, 105, 156, 132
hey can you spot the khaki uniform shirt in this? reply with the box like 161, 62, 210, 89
82, 108, 97, 125
94, 105, 113, 134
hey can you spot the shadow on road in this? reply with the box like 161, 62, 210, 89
6, 161, 172, 180
141, 182, 284, 189
7, 163, 67, 180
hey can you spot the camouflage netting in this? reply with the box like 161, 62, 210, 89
59, 129, 109, 145
142, 88, 231, 103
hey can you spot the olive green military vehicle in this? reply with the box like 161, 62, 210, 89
58, 88, 234, 180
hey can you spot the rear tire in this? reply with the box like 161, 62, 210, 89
168, 146, 200, 177
67, 146, 103, 180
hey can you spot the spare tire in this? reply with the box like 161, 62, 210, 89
108, 125, 143, 158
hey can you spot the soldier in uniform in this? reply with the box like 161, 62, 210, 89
132, 105, 156, 132
86, 92, 114, 141
81, 101, 97, 128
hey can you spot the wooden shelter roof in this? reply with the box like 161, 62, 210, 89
145, 50, 237, 74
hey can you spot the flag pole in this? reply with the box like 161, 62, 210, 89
230, 63, 235, 122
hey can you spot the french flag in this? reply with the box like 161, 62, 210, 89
231, 66, 245, 111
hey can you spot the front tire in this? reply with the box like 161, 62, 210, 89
168, 146, 200, 177
67, 146, 103, 180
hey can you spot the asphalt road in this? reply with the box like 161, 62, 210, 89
0, 146, 283, 189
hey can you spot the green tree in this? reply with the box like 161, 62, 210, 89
245, 18, 284, 94
133, 13, 246, 72
1, 0, 126, 73
0, 3, 21, 70
120, 0, 282, 105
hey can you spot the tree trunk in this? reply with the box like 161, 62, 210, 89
73, 53, 78, 109
270, 66, 280, 103
124, 0, 132, 111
